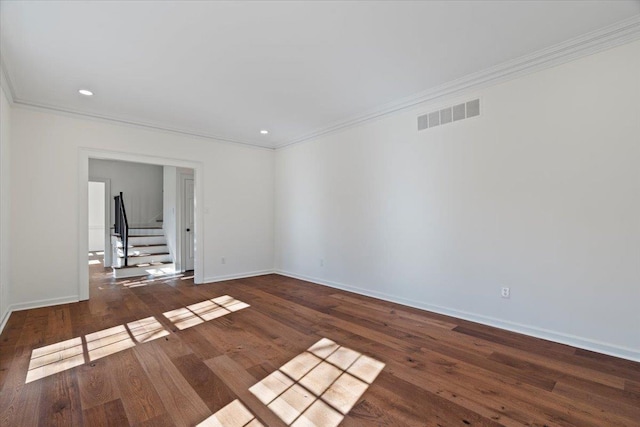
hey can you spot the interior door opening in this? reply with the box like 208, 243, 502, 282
182, 175, 195, 272
88, 181, 106, 267
79, 149, 203, 301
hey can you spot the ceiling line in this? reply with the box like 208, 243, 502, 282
3, 15, 639, 151
0, 60, 16, 103
275, 15, 640, 149
9, 100, 275, 151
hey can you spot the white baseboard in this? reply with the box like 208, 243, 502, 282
0, 306, 11, 335
203, 269, 274, 284
275, 270, 640, 363
0, 295, 79, 335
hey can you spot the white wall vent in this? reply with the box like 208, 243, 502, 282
417, 98, 480, 131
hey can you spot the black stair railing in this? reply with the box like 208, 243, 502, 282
114, 192, 130, 267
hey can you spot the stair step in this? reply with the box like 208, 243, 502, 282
114, 252, 172, 268
111, 235, 166, 239
110, 226, 162, 229
115, 261, 173, 269
121, 244, 167, 248
112, 262, 176, 279
115, 235, 167, 246
118, 252, 170, 259
111, 228, 164, 236
117, 244, 168, 256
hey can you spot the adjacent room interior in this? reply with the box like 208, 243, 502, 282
0, 1, 639, 426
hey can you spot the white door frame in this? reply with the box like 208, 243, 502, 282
78, 148, 204, 301
88, 177, 111, 267
179, 171, 195, 271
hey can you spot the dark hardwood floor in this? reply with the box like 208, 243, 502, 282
1, 257, 639, 426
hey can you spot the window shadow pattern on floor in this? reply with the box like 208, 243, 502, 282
25, 295, 249, 383
198, 338, 385, 427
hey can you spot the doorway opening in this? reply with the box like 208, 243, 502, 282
181, 170, 195, 272
87, 180, 108, 268
78, 149, 203, 301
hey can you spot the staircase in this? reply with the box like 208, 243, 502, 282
111, 193, 175, 279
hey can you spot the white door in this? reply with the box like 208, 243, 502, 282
88, 181, 105, 252
183, 178, 195, 271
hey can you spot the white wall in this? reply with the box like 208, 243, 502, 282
89, 158, 163, 227
87, 181, 105, 251
163, 166, 178, 264
10, 108, 274, 307
275, 40, 640, 361
161, 166, 195, 271
0, 86, 11, 327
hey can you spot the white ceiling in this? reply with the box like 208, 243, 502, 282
1, 1, 639, 148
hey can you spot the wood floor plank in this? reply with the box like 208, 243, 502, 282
0, 310, 28, 348
0, 310, 49, 427
39, 369, 84, 426
76, 357, 119, 410
312, 324, 542, 426
625, 379, 640, 394
0, 264, 638, 426
0, 377, 42, 427
170, 353, 236, 413
106, 349, 166, 425
204, 354, 287, 427
134, 412, 176, 427
573, 348, 640, 382
82, 398, 130, 427
552, 380, 640, 425
133, 341, 211, 427
375, 371, 504, 427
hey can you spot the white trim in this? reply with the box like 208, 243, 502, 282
78, 150, 90, 300
4, 17, 640, 151
275, 270, 640, 363
179, 171, 195, 272
203, 269, 274, 284
276, 16, 640, 148
0, 61, 16, 104
173, 169, 183, 273
0, 306, 11, 335
11, 101, 274, 150
79, 148, 206, 301
7, 295, 79, 312
0, 296, 80, 334
88, 177, 112, 267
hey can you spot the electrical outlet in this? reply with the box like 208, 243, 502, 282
221, 257, 226, 264
501, 287, 510, 298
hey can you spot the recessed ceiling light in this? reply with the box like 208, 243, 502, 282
78, 89, 93, 96
260, 130, 269, 135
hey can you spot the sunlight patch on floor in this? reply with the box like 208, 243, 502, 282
163, 307, 205, 330
120, 273, 184, 289
197, 399, 264, 427
86, 324, 136, 361
212, 295, 251, 312
26, 337, 85, 383
144, 266, 178, 276
26, 315, 171, 383
128, 316, 170, 343
163, 295, 249, 330
249, 338, 385, 427
188, 300, 231, 321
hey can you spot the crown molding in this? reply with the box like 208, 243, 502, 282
275, 15, 640, 149
10, 99, 275, 150
0, 60, 16, 103
3, 16, 639, 151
